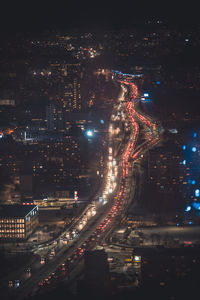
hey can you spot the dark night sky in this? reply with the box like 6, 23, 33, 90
0, 1, 199, 34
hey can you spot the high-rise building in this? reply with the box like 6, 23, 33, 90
73, 78, 81, 111
49, 62, 82, 112
181, 131, 200, 213
46, 103, 64, 132
146, 143, 182, 214
62, 78, 81, 112
20, 174, 33, 202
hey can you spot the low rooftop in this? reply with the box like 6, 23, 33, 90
0, 205, 37, 218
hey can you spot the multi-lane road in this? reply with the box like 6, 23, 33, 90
8, 73, 161, 299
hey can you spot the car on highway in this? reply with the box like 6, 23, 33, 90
40, 256, 45, 264
62, 238, 68, 244
8, 280, 13, 288
14, 279, 20, 288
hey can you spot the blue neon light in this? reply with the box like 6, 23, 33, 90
144, 93, 149, 97
182, 160, 186, 165
193, 202, 200, 210
193, 132, 197, 138
188, 179, 196, 185
182, 145, 186, 150
185, 205, 191, 212
156, 81, 160, 85
192, 147, 197, 152
195, 189, 200, 197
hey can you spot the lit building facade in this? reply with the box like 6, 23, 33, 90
181, 131, 200, 214
0, 205, 38, 241
61, 78, 81, 112
46, 103, 64, 132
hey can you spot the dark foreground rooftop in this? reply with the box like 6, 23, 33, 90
0, 205, 37, 218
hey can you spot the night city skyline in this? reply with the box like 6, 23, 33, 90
0, 4, 200, 300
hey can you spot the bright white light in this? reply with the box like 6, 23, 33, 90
108, 161, 112, 167
86, 130, 93, 137
195, 189, 200, 197
185, 205, 191, 212
134, 255, 141, 262
169, 128, 178, 134
144, 93, 149, 97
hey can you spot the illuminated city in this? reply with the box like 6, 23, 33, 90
0, 3, 200, 300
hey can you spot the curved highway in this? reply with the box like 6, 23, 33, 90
10, 73, 161, 300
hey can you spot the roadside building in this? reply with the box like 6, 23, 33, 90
77, 249, 110, 295
0, 205, 38, 241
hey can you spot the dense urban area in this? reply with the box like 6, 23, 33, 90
0, 20, 200, 300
